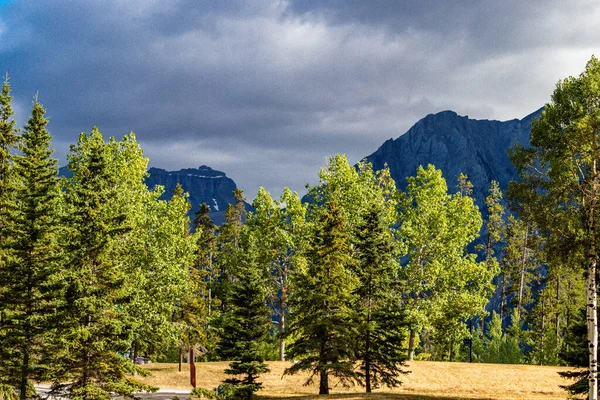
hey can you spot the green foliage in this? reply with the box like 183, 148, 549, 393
217, 213, 271, 398
472, 311, 523, 364
398, 165, 495, 359
286, 200, 359, 394
0, 385, 18, 400
508, 56, 600, 398
353, 208, 408, 391
191, 387, 218, 399
52, 128, 157, 399
0, 99, 64, 398
246, 186, 307, 361
0, 75, 19, 201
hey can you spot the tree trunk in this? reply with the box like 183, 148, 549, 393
179, 346, 183, 372
365, 306, 372, 393
19, 342, 29, 400
408, 329, 416, 360
587, 207, 598, 400
555, 275, 561, 346
449, 338, 454, 362
499, 273, 506, 323
541, 295, 545, 366
517, 224, 529, 318
279, 291, 286, 361
319, 369, 329, 395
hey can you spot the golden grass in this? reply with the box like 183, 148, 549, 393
139, 361, 582, 400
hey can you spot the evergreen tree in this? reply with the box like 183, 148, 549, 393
0, 100, 63, 399
353, 209, 407, 392
0, 73, 19, 395
285, 201, 359, 395
0, 75, 19, 204
52, 128, 153, 399
218, 230, 270, 400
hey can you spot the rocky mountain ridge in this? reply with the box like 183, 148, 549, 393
364, 108, 542, 207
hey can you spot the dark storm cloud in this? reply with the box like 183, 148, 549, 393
0, 0, 598, 199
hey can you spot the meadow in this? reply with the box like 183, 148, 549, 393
138, 361, 579, 400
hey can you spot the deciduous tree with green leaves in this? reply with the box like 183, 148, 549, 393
398, 165, 495, 360
246, 186, 307, 361
508, 56, 600, 400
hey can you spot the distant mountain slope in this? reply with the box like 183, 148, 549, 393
60, 165, 247, 225
146, 165, 249, 225
365, 108, 542, 207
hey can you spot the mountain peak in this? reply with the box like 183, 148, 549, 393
365, 108, 542, 209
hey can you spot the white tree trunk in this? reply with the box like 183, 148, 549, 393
587, 254, 598, 400
588, 202, 598, 400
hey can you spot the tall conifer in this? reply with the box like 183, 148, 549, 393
218, 230, 270, 400
285, 201, 359, 395
52, 128, 153, 399
354, 209, 407, 392
0, 99, 63, 399
0, 75, 19, 202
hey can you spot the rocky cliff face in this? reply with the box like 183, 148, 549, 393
146, 165, 247, 225
365, 108, 542, 207
60, 164, 245, 226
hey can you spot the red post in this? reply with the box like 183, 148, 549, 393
189, 346, 196, 388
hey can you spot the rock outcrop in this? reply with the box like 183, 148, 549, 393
365, 108, 542, 207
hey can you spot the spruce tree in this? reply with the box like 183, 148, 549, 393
52, 128, 153, 399
0, 99, 63, 399
285, 200, 359, 395
354, 209, 407, 392
0, 75, 19, 203
218, 230, 270, 400
0, 73, 19, 396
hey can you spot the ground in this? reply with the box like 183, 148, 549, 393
134, 360, 581, 400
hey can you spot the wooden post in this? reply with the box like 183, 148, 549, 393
189, 346, 196, 388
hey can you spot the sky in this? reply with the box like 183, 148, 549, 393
0, 1, 598, 200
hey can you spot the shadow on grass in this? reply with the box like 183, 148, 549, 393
256, 393, 496, 400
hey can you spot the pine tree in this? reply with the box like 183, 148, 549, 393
52, 128, 154, 399
285, 200, 359, 395
353, 209, 407, 392
0, 99, 63, 399
0, 74, 19, 396
218, 230, 270, 400
0, 75, 19, 204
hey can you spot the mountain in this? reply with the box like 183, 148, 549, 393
59, 165, 247, 226
146, 165, 250, 225
364, 108, 542, 208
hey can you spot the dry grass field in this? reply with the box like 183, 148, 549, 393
138, 361, 582, 400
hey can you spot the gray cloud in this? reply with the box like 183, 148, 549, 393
0, 0, 598, 199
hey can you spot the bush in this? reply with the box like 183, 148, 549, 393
0, 385, 18, 400
191, 387, 218, 399
216, 383, 256, 400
